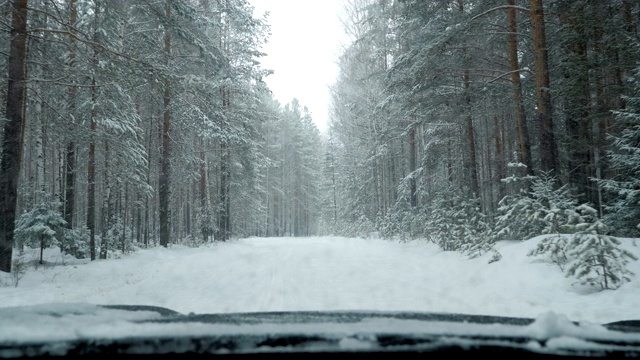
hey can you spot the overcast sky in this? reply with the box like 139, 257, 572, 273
249, 0, 348, 133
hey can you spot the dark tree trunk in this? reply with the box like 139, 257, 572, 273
559, 2, 593, 204
86, 1, 100, 261
507, 0, 533, 175
494, 115, 506, 199
531, 0, 558, 173
87, 83, 97, 261
408, 124, 417, 207
100, 141, 110, 260
217, 138, 230, 241
0, 0, 28, 273
216, 84, 231, 241
136, 193, 141, 243
457, 0, 478, 196
122, 183, 128, 253
464, 69, 479, 197
144, 109, 152, 248
592, 1, 623, 205
200, 142, 208, 242
185, 186, 191, 236
159, 0, 172, 247
447, 137, 453, 182
64, 0, 78, 233
64, 145, 75, 227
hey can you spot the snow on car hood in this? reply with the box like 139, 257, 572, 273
1, 304, 639, 357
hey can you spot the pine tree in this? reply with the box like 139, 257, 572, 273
598, 82, 640, 236
14, 196, 67, 264
566, 205, 637, 290
0, 0, 29, 273
518, 188, 639, 290
63, 226, 90, 259
494, 171, 575, 241
425, 186, 491, 257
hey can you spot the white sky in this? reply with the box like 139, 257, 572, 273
1, 236, 639, 325
249, 0, 348, 133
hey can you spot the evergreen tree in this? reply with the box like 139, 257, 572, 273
566, 205, 637, 290
495, 171, 575, 241
14, 196, 67, 264
598, 82, 640, 237
0, 0, 29, 273
425, 186, 491, 257
518, 189, 639, 290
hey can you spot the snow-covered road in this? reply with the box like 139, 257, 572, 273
1, 236, 639, 324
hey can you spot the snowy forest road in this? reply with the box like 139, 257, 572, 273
88, 236, 443, 314
1, 236, 638, 324
2, 237, 458, 315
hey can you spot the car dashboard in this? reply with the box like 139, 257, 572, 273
1, 305, 639, 359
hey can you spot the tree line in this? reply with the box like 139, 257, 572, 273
325, 0, 640, 289
0, 0, 324, 272
2, 0, 639, 291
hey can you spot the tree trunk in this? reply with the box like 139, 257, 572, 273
0, 0, 28, 273
87, 82, 97, 260
217, 138, 230, 241
144, 109, 152, 248
63, 0, 78, 233
35, 101, 45, 195
494, 115, 506, 199
86, 1, 100, 261
531, 0, 558, 173
185, 186, 191, 237
592, 1, 620, 207
122, 183, 128, 253
135, 193, 141, 244
447, 137, 453, 182
559, 2, 593, 204
507, 0, 533, 174
159, 0, 172, 247
464, 69, 479, 197
100, 141, 110, 260
200, 141, 208, 242
457, 0, 479, 196
331, 151, 337, 227
408, 124, 417, 207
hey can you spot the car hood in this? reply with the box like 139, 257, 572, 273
1, 304, 639, 358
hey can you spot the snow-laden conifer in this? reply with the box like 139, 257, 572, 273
14, 196, 67, 265
495, 171, 574, 242
565, 205, 637, 290
426, 187, 491, 257
597, 80, 640, 237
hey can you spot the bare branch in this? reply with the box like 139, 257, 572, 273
487, 68, 533, 84
28, 77, 103, 88
27, 6, 92, 40
471, 5, 530, 21
27, 28, 146, 65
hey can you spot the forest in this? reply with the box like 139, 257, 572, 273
0, 0, 639, 290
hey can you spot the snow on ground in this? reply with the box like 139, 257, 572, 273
0, 236, 639, 324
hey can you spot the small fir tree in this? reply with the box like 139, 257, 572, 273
102, 217, 134, 258
63, 226, 90, 259
495, 171, 576, 242
426, 188, 491, 257
14, 198, 67, 264
565, 205, 637, 290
